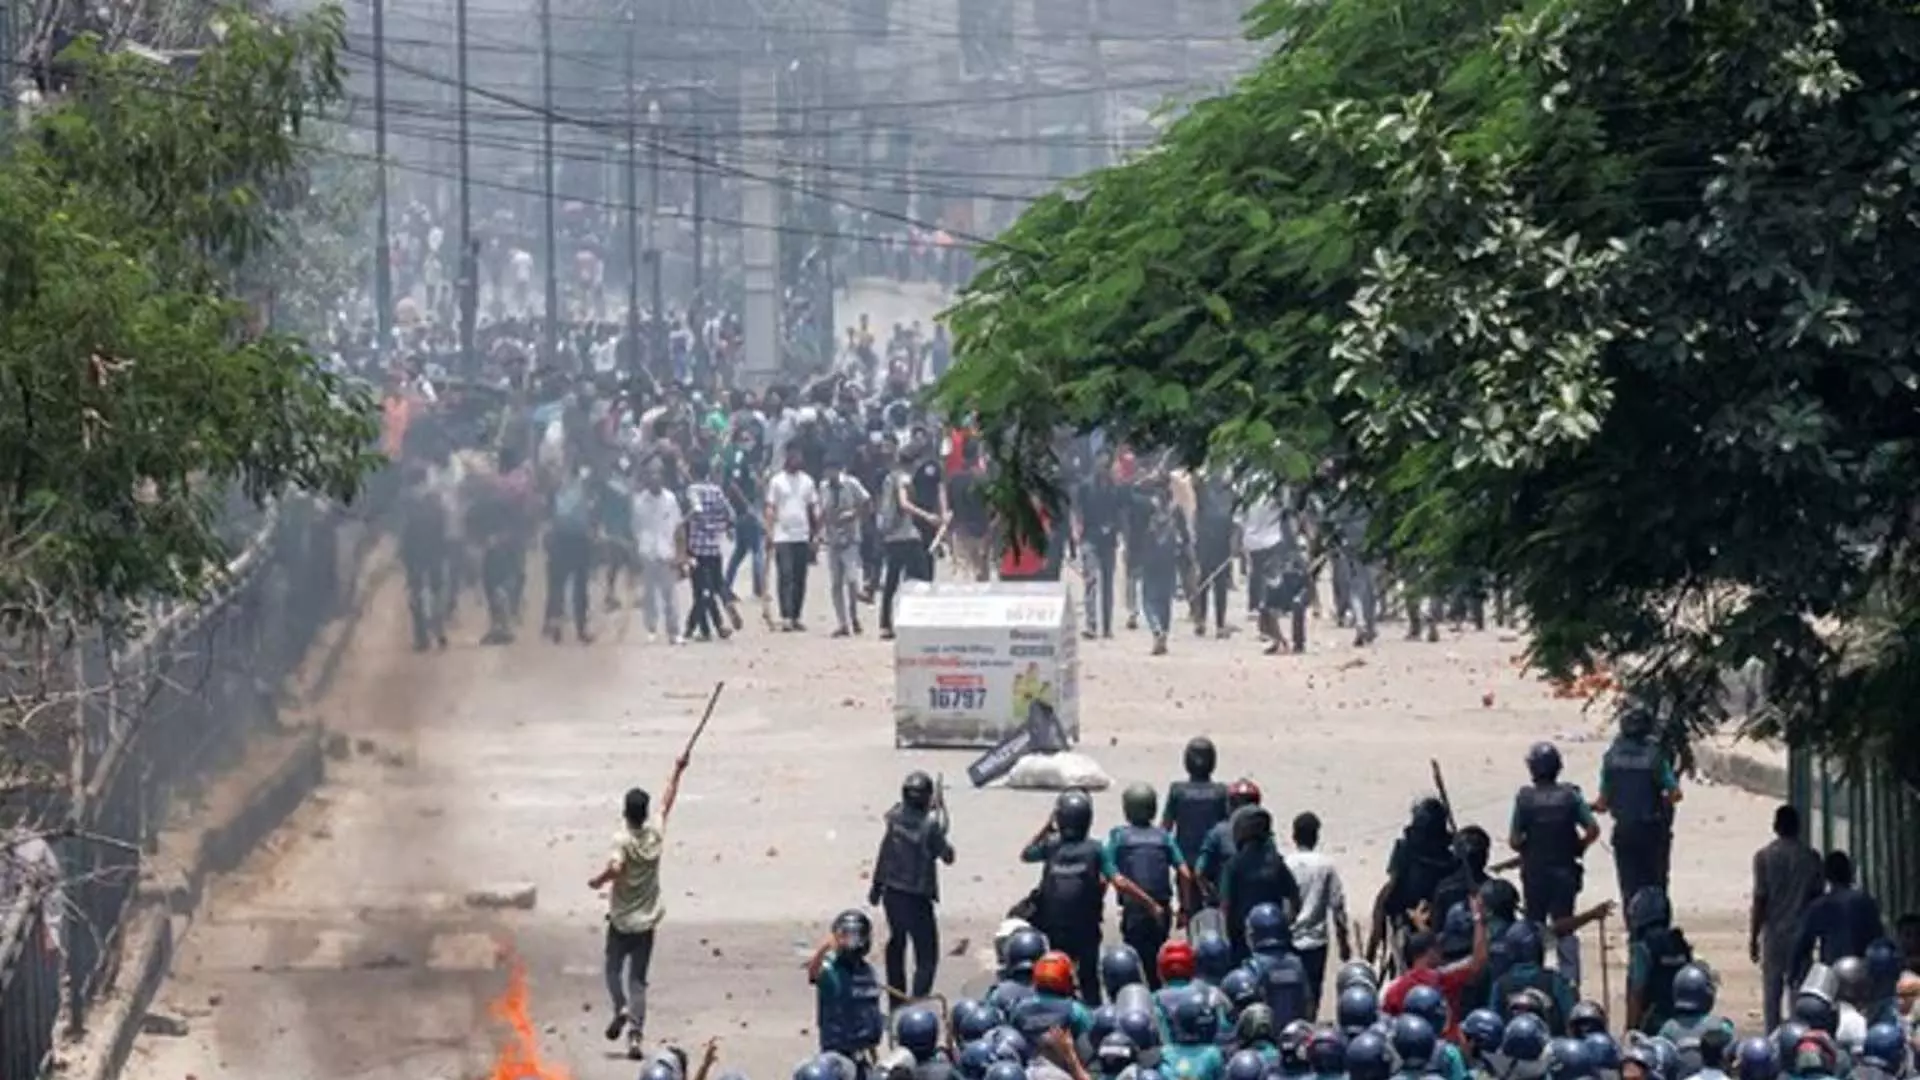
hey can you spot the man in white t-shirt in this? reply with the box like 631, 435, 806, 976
632, 464, 686, 644
763, 445, 820, 632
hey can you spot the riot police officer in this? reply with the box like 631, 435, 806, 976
810, 910, 888, 1073
1021, 790, 1113, 1005
896, 1005, 955, 1080
1593, 702, 1683, 907
1509, 742, 1600, 989
869, 771, 956, 999
1163, 737, 1230, 868
1107, 783, 1191, 987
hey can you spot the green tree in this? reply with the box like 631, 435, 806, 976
0, 5, 381, 634
934, 0, 1920, 768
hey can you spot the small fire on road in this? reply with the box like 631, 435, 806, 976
488, 953, 571, 1080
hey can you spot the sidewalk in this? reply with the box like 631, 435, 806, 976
1694, 734, 1790, 800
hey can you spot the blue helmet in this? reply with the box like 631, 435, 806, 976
1337, 985, 1380, 1036
1100, 944, 1146, 997
1402, 984, 1448, 1032
1390, 1014, 1438, 1070
984, 1062, 1027, 1080
1866, 938, 1903, 996
1671, 964, 1716, 1015
1088, 1005, 1119, 1048
1247, 903, 1291, 952
1280, 1019, 1316, 1071
953, 999, 1004, 1043
1346, 1030, 1393, 1080
649, 1064, 686, 1080
1567, 1000, 1608, 1039
1735, 1036, 1781, 1080
1116, 1007, 1162, 1051
1308, 1028, 1349, 1075
897, 1006, 942, 1056
1861, 1022, 1909, 1071
1227, 1049, 1271, 1080
1337, 961, 1380, 994
793, 1058, 838, 1080
1004, 929, 1048, 978
1626, 887, 1672, 936
1168, 988, 1219, 1044
1502, 1014, 1550, 1063
985, 1026, 1029, 1063
1548, 1037, 1595, 1080
1221, 967, 1263, 1014
1768, 1023, 1809, 1068
1503, 920, 1546, 968
1527, 741, 1563, 781
958, 1041, 996, 1080
1096, 1033, 1138, 1075
1462, 1009, 1506, 1058
1582, 1033, 1621, 1073
1639, 1036, 1681, 1080
1195, 933, 1235, 982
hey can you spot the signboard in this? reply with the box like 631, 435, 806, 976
965, 701, 1072, 788
893, 582, 1081, 749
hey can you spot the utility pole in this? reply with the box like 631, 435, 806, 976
540, 0, 559, 364
372, 0, 393, 357
455, 0, 474, 365
740, 54, 780, 387
623, 3, 639, 372
691, 78, 705, 313
647, 100, 665, 374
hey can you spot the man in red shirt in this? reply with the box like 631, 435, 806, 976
1382, 896, 1490, 1042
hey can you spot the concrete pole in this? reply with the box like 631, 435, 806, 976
739, 57, 781, 387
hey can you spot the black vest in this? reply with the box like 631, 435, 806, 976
1013, 994, 1081, 1044
1168, 781, 1229, 866
819, 959, 886, 1054
1603, 737, 1665, 826
1225, 846, 1295, 941
1512, 783, 1582, 874
1251, 950, 1309, 1026
1039, 838, 1106, 932
875, 805, 940, 899
1637, 928, 1694, 1034
1112, 825, 1174, 904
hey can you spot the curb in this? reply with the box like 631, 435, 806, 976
65, 727, 326, 1080
1694, 741, 1789, 801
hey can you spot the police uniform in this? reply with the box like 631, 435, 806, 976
1034, 836, 1110, 1006
1106, 823, 1183, 988
1601, 734, 1675, 907
1509, 780, 1594, 985
816, 956, 887, 1070
1163, 780, 1229, 869
872, 802, 953, 998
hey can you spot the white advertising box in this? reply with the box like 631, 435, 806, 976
892, 581, 1081, 749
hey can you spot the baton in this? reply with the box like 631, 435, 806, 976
678, 681, 726, 767
1429, 759, 1459, 833
1599, 908, 1614, 1026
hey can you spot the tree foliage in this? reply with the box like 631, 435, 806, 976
934, 0, 1920, 768
0, 6, 381, 633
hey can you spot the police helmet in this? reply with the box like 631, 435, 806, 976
1621, 1043, 1665, 1080
1768, 1023, 1810, 1067
1787, 1032, 1839, 1079
1246, 902, 1291, 952
1220, 967, 1262, 1015
1527, 742, 1564, 782
1670, 963, 1716, 1015
1567, 1000, 1609, 1039
984, 1061, 1027, 1080
1583, 1032, 1622, 1073
832, 909, 873, 955
1865, 937, 1903, 996
1194, 933, 1234, 982
985, 1026, 1029, 1063
1133, 1069, 1169, 1080
952, 999, 1003, 1043
1861, 1022, 1909, 1072
1033, 951, 1076, 996
1617, 701, 1657, 739
1335, 960, 1379, 994
1114, 983, 1157, 1018
1100, 944, 1146, 997
957, 1040, 996, 1080
1734, 1036, 1781, 1080
1504, 919, 1547, 967
1481, 878, 1522, 923
793, 1058, 839, 1080
1462, 1009, 1505, 1057
1644, 1037, 1682, 1080
1832, 956, 1871, 1007
1549, 1037, 1596, 1080
1228, 778, 1263, 809
645, 1063, 683, 1080
1626, 887, 1672, 935
1390, 1014, 1438, 1070
1116, 1006, 1162, 1050
902, 771, 934, 808
1503, 1014, 1551, 1063
896, 1006, 942, 1056
1402, 984, 1448, 1032
1184, 737, 1218, 777
1308, 1028, 1350, 1076
1054, 790, 1094, 839
1227, 1049, 1270, 1080
1158, 939, 1197, 983
1346, 1030, 1394, 1080
1168, 988, 1219, 1044
1790, 992, 1837, 1035
1236, 1004, 1278, 1046
1096, 1033, 1139, 1075
1336, 985, 1380, 1036
1088, 1005, 1119, 1048
1122, 782, 1158, 826
1280, 1019, 1316, 1070
1003, 928, 1048, 978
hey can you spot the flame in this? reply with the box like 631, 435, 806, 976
488, 955, 572, 1080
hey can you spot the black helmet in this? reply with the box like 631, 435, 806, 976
833, 909, 873, 955
1055, 790, 1094, 840
1832, 956, 1871, 1007
903, 771, 934, 808
1626, 886, 1672, 935
1618, 700, 1657, 739
1526, 742, 1563, 782
1183, 737, 1217, 778
1567, 1000, 1609, 1039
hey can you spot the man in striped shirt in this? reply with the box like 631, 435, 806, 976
681, 457, 736, 642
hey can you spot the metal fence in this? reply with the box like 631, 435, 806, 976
0, 495, 364, 1070
1789, 749, 1920, 923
